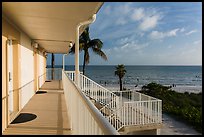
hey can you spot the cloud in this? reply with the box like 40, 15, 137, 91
111, 41, 148, 54
179, 28, 185, 32
117, 37, 129, 45
98, 3, 163, 30
149, 28, 180, 39
185, 30, 197, 35
115, 17, 127, 25
118, 3, 133, 15
111, 3, 133, 17
139, 14, 161, 31
100, 41, 148, 65
193, 40, 201, 45
131, 8, 145, 21
121, 42, 148, 51
131, 7, 163, 31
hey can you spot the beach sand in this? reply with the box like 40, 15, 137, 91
161, 113, 201, 135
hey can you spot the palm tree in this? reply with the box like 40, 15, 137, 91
70, 27, 107, 75
115, 64, 127, 91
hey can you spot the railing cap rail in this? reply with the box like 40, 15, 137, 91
124, 100, 162, 103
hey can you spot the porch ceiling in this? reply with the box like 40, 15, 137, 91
2, 2, 103, 54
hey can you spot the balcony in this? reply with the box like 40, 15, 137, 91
3, 69, 118, 135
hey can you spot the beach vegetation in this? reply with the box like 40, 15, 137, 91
140, 82, 202, 133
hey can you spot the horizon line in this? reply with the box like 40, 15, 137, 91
46, 64, 202, 66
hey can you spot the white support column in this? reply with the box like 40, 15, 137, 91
63, 54, 65, 71
75, 25, 80, 86
74, 14, 96, 86
63, 54, 67, 71
156, 129, 161, 135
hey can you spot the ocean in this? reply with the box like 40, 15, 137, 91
47, 65, 202, 93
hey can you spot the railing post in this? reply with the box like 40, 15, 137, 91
157, 101, 160, 123
91, 81, 93, 98
139, 93, 141, 101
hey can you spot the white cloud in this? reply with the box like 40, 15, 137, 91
121, 42, 148, 51
116, 18, 127, 25
130, 7, 163, 31
109, 3, 133, 26
113, 41, 148, 53
149, 28, 180, 39
117, 37, 129, 45
131, 8, 145, 21
138, 14, 162, 31
115, 3, 133, 16
193, 40, 201, 45
101, 4, 163, 30
101, 41, 148, 65
121, 3, 133, 14
185, 30, 197, 35
179, 28, 185, 32
167, 28, 180, 36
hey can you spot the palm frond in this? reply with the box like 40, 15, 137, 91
89, 39, 103, 49
92, 48, 108, 61
115, 64, 126, 78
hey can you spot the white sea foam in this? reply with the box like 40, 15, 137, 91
171, 85, 202, 93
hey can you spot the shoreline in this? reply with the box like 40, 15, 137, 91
104, 84, 202, 94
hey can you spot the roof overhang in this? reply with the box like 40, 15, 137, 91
2, 2, 103, 54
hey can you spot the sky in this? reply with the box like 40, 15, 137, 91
47, 2, 202, 66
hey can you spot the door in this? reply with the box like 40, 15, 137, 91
7, 39, 14, 116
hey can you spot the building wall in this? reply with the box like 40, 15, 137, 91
2, 36, 8, 132
19, 32, 35, 109
12, 42, 21, 115
2, 16, 47, 132
38, 52, 45, 88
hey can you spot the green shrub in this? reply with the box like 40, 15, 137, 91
140, 82, 202, 133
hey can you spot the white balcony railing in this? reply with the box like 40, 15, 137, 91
113, 91, 162, 129
62, 70, 119, 135
65, 71, 162, 131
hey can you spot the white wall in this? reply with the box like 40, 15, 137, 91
20, 32, 35, 108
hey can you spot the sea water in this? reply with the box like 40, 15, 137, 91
47, 65, 202, 93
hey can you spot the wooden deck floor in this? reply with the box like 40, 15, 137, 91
3, 80, 72, 135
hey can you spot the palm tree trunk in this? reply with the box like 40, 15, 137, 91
51, 53, 54, 80
119, 77, 122, 91
82, 51, 86, 75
